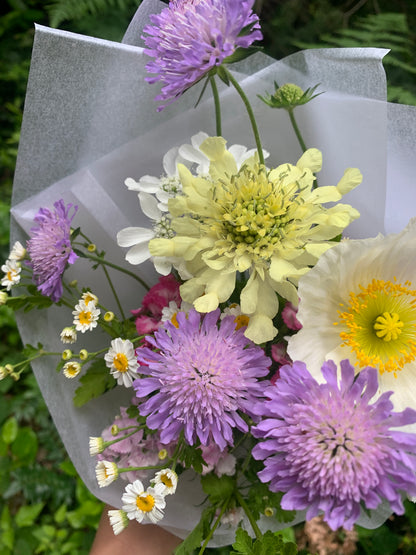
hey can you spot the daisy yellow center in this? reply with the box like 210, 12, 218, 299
79, 310, 92, 325
214, 166, 296, 260
136, 494, 155, 513
7, 270, 16, 280
171, 313, 179, 328
66, 364, 79, 377
160, 473, 173, 488
84, 294, 96, 304
337, 278, 416, 375
113, 353, 129, 373
234, 314, 250, 330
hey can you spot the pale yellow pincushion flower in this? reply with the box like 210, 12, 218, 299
149, 137, 361, 343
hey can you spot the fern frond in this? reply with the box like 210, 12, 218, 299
46, 0, 137, 28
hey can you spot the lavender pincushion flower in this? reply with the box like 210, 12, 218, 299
252, 359, 416, 530
134, 308, 270, 449
142, 0, 262, 110
26, 200, 78, 302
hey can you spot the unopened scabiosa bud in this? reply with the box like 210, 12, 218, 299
259, 82, 321, 110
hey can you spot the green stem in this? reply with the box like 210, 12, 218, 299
235, 490, 262, 540
104, 427, 144, 448
224, 67, 264, 166
288, 108, 307, 153
210, 75, 222, 136
118, 465, 166, 473
84, 253, 150, 291
101, 262, 126, 321
198, 498, 231, 555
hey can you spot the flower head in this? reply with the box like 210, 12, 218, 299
142, 0, 262, 110
152, 469, 178, 495
150, 137, 361, 343
287, 220, 416, 414
9, 241, 26, 261
26, 200, 78, 302
134, 308, 270, 449
122, 479, 166, 524
108, 510, 129, 535
1, 260, 21, 290
73, 300, 100, 333
104, 338, 139, 387
63, 361, 81, 379
95, 461, 119, 487
60, 326, 77, 344
259, 83, 322, 110
252, 359, 416, 530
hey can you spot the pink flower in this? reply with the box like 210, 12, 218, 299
201, 442, 236, 476
132, 274, 181, 335
281, 301, 302, 331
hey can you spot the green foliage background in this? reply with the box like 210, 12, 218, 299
0, 0, 415, 553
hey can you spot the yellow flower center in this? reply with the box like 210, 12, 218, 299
113, 353, 129, 373
336, 278, 416, 376
217, 166, 294, 259
66, 363, 79, 377
79, 310, 92, 325
160, 473, 173, 488
373, 312, 403, 341
136, 494, 155, 513
171, 313, 179, 328
234, 314, 250, 330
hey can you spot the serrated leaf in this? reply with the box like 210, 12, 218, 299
174, 506, 215, 555
73, 359, 116, 407
201, 473, 235, 504
231, 528, 253, 554
180, 443, 205, 474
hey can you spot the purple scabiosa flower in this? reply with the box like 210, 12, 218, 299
26, 200, 78, 302
252, 359, 416, 531
134, 308, 270, 449
142, 0, 262, 110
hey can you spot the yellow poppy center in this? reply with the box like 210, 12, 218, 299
136, 494, 155, 513
113, 353, 129, 373
79, 310, 92, 325
336, 278, 416, 376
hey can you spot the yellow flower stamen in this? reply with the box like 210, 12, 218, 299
136, 494, 155, 513
337, 278, 416, 375
160, 473, 173, 488
113, 353, 129, 373
171, 313, 179, 328
79, 310, 92, 325
234, 314, 250, 330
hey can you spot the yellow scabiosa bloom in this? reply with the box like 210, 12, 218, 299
149, 137, 361, 343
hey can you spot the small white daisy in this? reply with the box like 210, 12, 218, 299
60, 326, 77, 344
62, 361, 81, 379
121, 479, 166, 524
1, 260, 21, 290
73, 300, 100, 333
161, 300, 193, 328
89, 436, 104, 456
108, 510, 129, 535
9, 241, 26, 261
81, 291, 99, 305
95, 461, 119, 487
152, 469, 178, 495
104, 338, 139, 387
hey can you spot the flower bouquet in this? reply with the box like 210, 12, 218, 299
4, 0, 416, 552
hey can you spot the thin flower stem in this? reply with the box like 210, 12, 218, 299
224, 67, 264, 166
83, 253, 150, 291
288, 109, 307, 153
100, 262, 126, 321
235, 490, 262, 540
210, 75, 222, 136
104, 427, 144, 448
118, 465, 166, 473
198, 497, 231, 555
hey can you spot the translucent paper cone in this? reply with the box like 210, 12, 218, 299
10, 0, 416, 544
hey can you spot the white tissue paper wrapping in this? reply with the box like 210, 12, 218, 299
10, 0, 416, 544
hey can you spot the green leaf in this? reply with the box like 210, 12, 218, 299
201, 473, 235, 504
15, 502, 45, 527
231, 528, 253, 554
11, 427, 38, 463
1, 416, 18, 444
231, 529, 298, 555
174, 506, 215, 555
180, 443, 205, 474
73, 359, 116, 407
224, 46, 263, 64
216, 65, 230, 86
